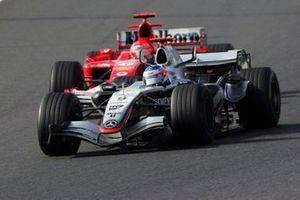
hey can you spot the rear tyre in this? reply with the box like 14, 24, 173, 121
207, 43, 234, 52
171, 84, 215, 144
237, 67, 281, 128
49, 61, 83, 92
37, 92, 82, 156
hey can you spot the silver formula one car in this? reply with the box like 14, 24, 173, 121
37, 39, 280, 156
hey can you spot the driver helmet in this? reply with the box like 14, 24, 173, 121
143, 65, 166, 86
130, 42, 156, 59
130, 43, 143, 58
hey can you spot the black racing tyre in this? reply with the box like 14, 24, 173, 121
237, 67, 281, 128
112, 76, 142, 87
171, 84, 215, 144
207, 43, 234, 52
37, 92, 82, 156
49, 61, 83, 92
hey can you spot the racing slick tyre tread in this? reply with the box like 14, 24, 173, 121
171, 84, 215, 144
49, 61, 83, 92
38, 92, 82, 156
207, 43, 234, 52
237, 67, 281, 128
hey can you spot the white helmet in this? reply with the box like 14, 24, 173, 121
143, 65, 166, 86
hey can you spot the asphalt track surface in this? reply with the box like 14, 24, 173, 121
0, 0, 300, 199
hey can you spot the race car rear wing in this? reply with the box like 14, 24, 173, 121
180, 49, 251, 68
116, 27, 206, 51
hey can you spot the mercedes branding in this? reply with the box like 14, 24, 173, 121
103, 120, 119, 129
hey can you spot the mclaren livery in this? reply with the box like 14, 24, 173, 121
38, 13, 281, 156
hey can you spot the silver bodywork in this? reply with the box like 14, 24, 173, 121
102, 82, 167, 129
50, 116, 164, 147
181, 49, 250, 69
50, 44, 252, 147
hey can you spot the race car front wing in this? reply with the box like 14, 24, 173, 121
48, 116, 165, 147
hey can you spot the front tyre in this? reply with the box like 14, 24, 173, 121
171, 84, 215, 144
49, 61, 83, 92
37, 92, 82, 156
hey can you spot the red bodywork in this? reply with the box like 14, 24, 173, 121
83, 12, 159, 88
82, 12, 210, 89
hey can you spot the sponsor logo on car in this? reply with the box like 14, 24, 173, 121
154, 97, 171, 105
117, 96, 127, 101
116, 72, 128, 76
106, 112, 121, 118
103, 120, 119, 129
120, 28, 205, 45
109, 105, 124, 110
117, 60, 136, 66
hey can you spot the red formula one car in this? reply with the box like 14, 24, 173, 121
49, 12, 210, 104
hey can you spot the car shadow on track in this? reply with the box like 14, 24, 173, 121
72, 123, 300, 158
215, 123, 300, 145
281, 89, 300, 98
280, 90, 300, 98
72, 143, 216, 158
280, 89, 300, 104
